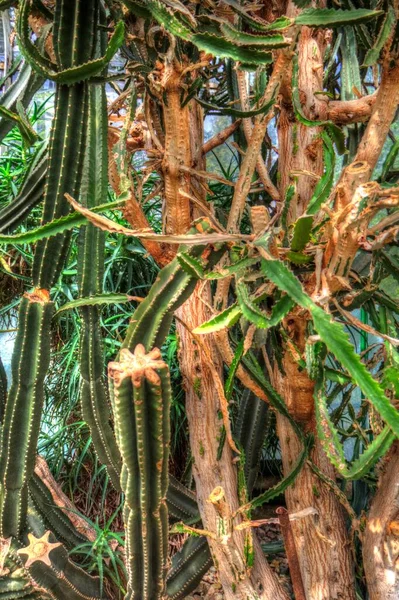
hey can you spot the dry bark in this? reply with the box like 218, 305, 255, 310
274, 4, 356, 597
364, 442, 399, 600
176, 288, 289, 600
158, 59, 289, 599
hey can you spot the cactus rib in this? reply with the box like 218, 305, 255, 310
0, 290, 54, 537
108, 345, 171, 600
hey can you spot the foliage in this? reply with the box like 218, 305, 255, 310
0, 1, 398, 599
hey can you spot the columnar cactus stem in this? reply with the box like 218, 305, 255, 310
108, 345, 171, 600
0, 289, 54, 537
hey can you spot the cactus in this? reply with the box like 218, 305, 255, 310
17, 526, 108, 600
0, 289, 54, 537
108, 345, 171, 600
0, 142, 47, 233
77, 78, 122, 490
0, 0, 120, 537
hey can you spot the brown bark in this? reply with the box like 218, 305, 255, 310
274, 360, 355, 600
278, 22, 327, 223
160, 60, 192, 235
327, 92, 377, 125
274, 6, 356, 596
364, 442, 399, 600
353, 59, 399, 175
176, 289, 289, 600
35, 456, 96, 542
159, 64, 289, 599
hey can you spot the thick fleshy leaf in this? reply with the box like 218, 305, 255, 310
262, 258, 399, 438
295, 8, 383, 28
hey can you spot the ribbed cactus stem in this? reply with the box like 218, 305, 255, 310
0, 288, 54, 537
108, 345, 171, 600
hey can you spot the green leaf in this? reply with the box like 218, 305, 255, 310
381, 140, 399, 182
193, 303, 242, 334
55, 293, 136, 315
147, 0, 192, 38
220, 23, 289, 48
221, 0, 291, 32
237, 282, 270, 328
291, 215, 313, 252
191, 33, 273, 65
306, 132, 335, 215
0, 104, 38, 147
205, 257, 260, 279
291, 56, 345, 154
315, 380, 395, 478
262, 258, 399, 438
177, 253, 205, 279
196, 94, 275, 118
364, 6, 396, 67
244, 436, 312, 510
0, 198, 125, 245
53, 21, 125, 84
295, 8, 383, 28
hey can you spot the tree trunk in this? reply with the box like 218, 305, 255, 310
274, 4, 356, 597
157, 58, 289, 599
364, 442, 399, 600
176, 288, 289, 600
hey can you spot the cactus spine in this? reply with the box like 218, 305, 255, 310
0, 0, 114, 537
77, 72, 122, 490
0, 289, 54, 536
108, 345, 171, 600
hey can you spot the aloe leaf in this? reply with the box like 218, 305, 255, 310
237, 282, 271, 328
0, 199, 125, 245
56, 293, 136, 315
381, 139, 399, 182
221, 0, 291, 32
262, 258, 399, 438
192, 33, 273, 65
0, 105, 38, 146
315, 381, 395, 479
292, 55, 345, 154
193, 303, 242, 334
294, 8, 383, 27
177, 252, 205, 279
235, 388, 269, 494
219, 23, 289, 48
52, 22, 125, 85
244, 436, 312, 510
166, 537, 212, 600
0, 58, 44, 144
291, 215, 313, 252
364, 6, 396, 67
306, 132, 335, 215
167, 476, 200, 524
196, 94, 275, 118
205, 257, 260, 279
0, 142, 47, 233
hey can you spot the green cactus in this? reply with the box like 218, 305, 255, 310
77, 79, 122, 490
0, 289, 54, 537
17, 525, 107, 600
0, 0, 119, 537
108, 344, 171, 600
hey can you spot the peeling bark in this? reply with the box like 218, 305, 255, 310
364, 442, 399, 600
176, 289, 289, 600
275, 5, 356, 596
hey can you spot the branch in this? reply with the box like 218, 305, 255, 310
326, 91, 378, 125
202, 120, 241, 155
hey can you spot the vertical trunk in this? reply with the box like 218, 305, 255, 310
364, 442, 399, 600
160, 60, 288, 599
274, 4, 356, 597
176, 289, 289, 600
